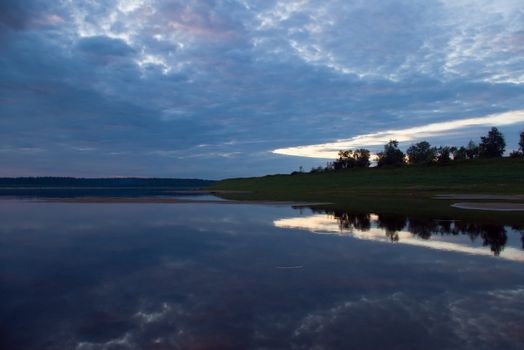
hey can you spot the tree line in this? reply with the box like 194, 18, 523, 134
308, 128, 524, 173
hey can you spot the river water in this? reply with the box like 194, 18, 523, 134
0, 197, 523, 349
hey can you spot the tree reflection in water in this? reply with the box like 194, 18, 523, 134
309, 208, 522, 256
513, 224, 524, 250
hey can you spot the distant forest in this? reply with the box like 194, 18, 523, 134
0, 177, 215, 188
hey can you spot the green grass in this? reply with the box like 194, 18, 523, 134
211, 157, 524, 224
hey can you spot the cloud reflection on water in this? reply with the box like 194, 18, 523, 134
1, 201, 524, 349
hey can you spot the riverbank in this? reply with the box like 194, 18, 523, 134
210, 157, 524, 223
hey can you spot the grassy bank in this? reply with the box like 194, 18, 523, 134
211, 157, 524, 223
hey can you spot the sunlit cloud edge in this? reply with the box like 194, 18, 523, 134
272, 110, 524, 159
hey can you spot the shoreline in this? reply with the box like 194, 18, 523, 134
451, 202, 524, 211
435, 194, 524, 200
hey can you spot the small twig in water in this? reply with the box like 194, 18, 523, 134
276, 265, 303, 269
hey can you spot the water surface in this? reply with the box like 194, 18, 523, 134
0, 199, 523, 350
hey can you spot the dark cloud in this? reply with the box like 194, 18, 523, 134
0, 0, 523, 178
0, 0, 35, 30
77, 36, 136, 61
0, 0, 67, 35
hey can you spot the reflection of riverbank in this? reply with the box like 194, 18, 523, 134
0, 189, 329, 206
274, 212, 524, 262
38, 197, 328, 206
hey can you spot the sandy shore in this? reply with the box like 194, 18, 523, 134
434, 194, 524, 200
452, 202, 524, 211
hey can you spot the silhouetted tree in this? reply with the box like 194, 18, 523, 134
310, 166, 325, 173
353, 148, 371, 168
479, 127, 505, 158
333, 150, 354, 170
435, 146, 452, 164
406, 141, 436, 164
333, 149, 370, 170
327, 161, 336, 171
376, 140, 405, 167
517, 130, 524, 156
465, 140, 479, 159
452, 146, 467, 160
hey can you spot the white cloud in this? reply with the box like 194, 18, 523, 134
137, 53, 172, 74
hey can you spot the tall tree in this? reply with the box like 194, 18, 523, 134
406, 141, 436, 164
377, 140, 405, 167
452, 146, 467, 160
479, 127, 505, 158
435, 146, 452, 164
465, 140, 479, 159
352, 148, 371, 168
511, 130, 524, 157
333, 149, 370, 169
334, 150, 355, 170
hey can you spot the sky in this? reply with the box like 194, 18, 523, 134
1, 0, 524, 179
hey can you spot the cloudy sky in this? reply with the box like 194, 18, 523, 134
1, 0, 524, 179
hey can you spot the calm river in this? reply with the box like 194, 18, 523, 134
0, 197, 523, 349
